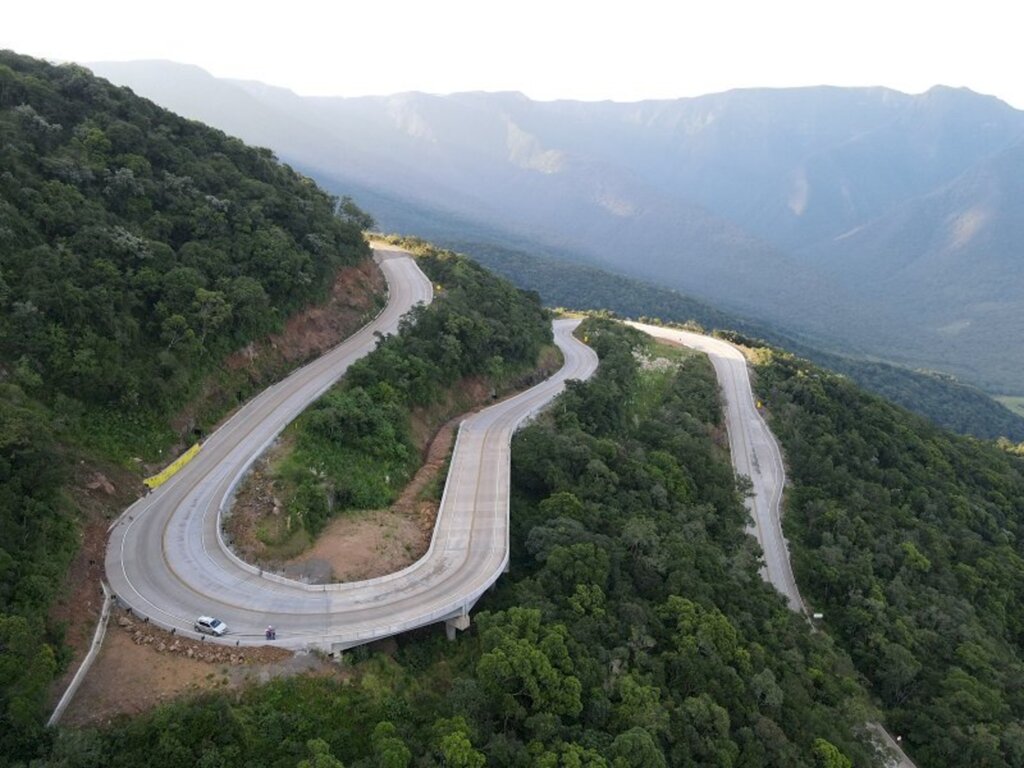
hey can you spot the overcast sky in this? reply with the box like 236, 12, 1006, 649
5, 0, 1022, 107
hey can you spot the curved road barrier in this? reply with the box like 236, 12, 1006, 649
47, 582, 113, 726
106, 249, 597, 652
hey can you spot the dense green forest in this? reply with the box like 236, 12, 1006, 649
786, 346, 1024, 444
0, 51, 372, 760
33, 320, 875, 767
0, 51, 369, 414
751, 341, 1024, 767
448, 238, 1024, 442
268, 244, 552, 539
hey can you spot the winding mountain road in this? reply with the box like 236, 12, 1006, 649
629, 321, 916, 768
102, 253, 913, 764
628, 322, 801, 609
105, 247, 597, 651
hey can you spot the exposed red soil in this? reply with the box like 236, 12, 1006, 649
48, 460, 145, 712
225, 352, 562, 584
169, 258, 386, 447
286, 414, 463, 583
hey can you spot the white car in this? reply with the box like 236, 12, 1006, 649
193, 616, 228, 636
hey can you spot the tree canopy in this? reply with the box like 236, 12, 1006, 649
753, 344, 1024, 767
269, 244, 553, 540
36, 319, 873, 767
0, 50, 370, 413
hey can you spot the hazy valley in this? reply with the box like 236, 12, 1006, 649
91, 61, 1024, 395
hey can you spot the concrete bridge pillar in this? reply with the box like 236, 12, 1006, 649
445, 613, 471, 640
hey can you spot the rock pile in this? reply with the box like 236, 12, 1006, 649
115, 613, 292, 665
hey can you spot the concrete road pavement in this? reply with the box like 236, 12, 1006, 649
629, 321, 918, 768
106, 249, 597, 651
628, 322, 801, 609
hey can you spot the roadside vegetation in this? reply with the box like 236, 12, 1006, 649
748, 339, 1024, 767
0, 51, 374, 761
38, 319, 874, 767
234, 243, 553, 557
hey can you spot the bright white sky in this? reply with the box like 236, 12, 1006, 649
4, 0, 1023, 107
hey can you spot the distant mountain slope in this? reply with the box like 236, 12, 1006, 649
803, 138, 1024, 391
88, 61, 1024, 393
112, 66, 821, 304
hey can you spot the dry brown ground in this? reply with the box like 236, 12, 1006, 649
48, 461, 146, 714
61, 610, 342, 728
285, 414, 462, 582
225, 406, 470, 582
48, 258, 385, 721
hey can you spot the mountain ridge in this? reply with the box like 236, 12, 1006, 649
88, 59, 1024, 394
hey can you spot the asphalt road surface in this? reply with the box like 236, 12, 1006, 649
106, 249, 597, 650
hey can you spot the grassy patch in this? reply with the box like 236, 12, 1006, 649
649, 338, 701, 362
234, 243, 555, 553
256, 515, 313, 560
632, 338, 700, 419
68, 406, 179, 466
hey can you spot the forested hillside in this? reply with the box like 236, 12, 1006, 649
752, 343, 1024, 767
0, 51, 373, 761
34, 319, 874, 767
0, 51, 369, 413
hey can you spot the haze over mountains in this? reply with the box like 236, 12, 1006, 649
90, 60, 1024, 394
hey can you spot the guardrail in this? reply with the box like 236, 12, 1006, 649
144, 442, 202, 489
48, 582, 113, 726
